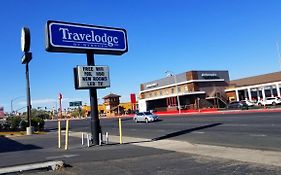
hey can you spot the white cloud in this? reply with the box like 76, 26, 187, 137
18, 98, 57, 105
18, 97, 90, 108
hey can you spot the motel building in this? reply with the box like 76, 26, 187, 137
225, 71, 281, 102
138, 70, 230, 112
138, 70, 281, 112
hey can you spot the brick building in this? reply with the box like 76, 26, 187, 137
138, 70, 230, 112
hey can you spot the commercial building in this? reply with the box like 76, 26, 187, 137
83, 93, 137, 117
139, 70, 281, 112
225, 71, 281, 102
138, 70, 230, 112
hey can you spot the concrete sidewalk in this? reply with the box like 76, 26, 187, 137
71, 132, 281, 167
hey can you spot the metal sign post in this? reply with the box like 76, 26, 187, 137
87, 52, 101, 145
45, 20, 128, 146
26, 62, 32, 129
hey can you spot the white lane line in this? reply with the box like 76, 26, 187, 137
249, 134, 267, 137
193, 131, 205, 134
46, 154, 79, 160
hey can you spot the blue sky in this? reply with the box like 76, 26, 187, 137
1, 0, 281, 112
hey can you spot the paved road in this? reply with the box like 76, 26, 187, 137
46, 111, 281, 151
1, 133, 281, 175
1, 111, 281, 174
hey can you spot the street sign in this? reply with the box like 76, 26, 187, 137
45, 20, 128, 55
75, 65, 110, 89
69, 101, 82, 107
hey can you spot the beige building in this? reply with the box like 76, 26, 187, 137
225, 71, 281, 102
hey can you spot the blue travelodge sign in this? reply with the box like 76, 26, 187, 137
45, 20, 128, 55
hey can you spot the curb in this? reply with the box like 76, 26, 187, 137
155, 108, 281, 116
0, 160, 64, 174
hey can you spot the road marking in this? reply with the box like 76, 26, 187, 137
46, 154, 79, 160
249, 134, 267, 137
193, 131, 205, 134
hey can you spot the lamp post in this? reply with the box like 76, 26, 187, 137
21, 27, 33, 135
165, 71, 181, 114
11, 96, 25, 114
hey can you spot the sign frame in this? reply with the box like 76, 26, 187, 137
74, 65, 110, 90
45, 20, 128, 55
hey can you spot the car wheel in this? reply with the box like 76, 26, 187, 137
145, 118, 149, 123
258, 103, 262, 106
272, 102, 276, 106
135, 118, 138, 123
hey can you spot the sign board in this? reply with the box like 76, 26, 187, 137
69, 101, 82, 107
75, 65, 110, 89
45, 20, 128, 55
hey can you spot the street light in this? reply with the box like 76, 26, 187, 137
11, 96, 25, 114
165, 71, 181, 114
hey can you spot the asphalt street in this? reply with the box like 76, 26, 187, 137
45, 111, 281, 151
1, 111, 281, 174
1, 132, 281, 175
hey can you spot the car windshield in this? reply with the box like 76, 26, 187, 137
144, 112, 152, 115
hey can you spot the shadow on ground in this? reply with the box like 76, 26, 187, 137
152, 123, 222, 141
106, 123, 223, 146
0, 136, 42, 153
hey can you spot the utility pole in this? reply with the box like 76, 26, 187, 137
165, 71, 181, 114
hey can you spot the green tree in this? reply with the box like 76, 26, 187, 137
70, 107, 86, 118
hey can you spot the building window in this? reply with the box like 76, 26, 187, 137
178, 86, 181, 92
185, 85, 188, 92
149, 93, 152, 97
154, 91, 157, 96
166, 89, 169, 95
145, 93, 149, 98
171, 88, 174, 94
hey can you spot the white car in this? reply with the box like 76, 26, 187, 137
257, 97, 281, 106
240, 100, 255, 107
134, 112, 159, 123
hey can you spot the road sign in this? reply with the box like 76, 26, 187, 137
69, 101, 82, 107
75, 65, 110, 89
45, 20, 128, 55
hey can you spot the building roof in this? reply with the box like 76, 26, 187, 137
102, 93, 121, 99
229, 71, 281, 87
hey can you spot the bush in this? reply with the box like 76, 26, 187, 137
6, 116, 22, 131
19, 120, 28, 130
31, 116, 45, 131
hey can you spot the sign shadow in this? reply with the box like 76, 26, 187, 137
0, 136, 42, 153
152, 123, 222, 141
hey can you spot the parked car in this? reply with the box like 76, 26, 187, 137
134, 112, 159, 123
257, 97, 281, 106
227, 101, 249, 110
240, 100, 255, 107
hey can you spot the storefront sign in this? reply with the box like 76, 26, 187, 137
146, 83, 158, 88
45, 20, 128, 55
75, 65, 110, 89
201, 73, 217, 77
